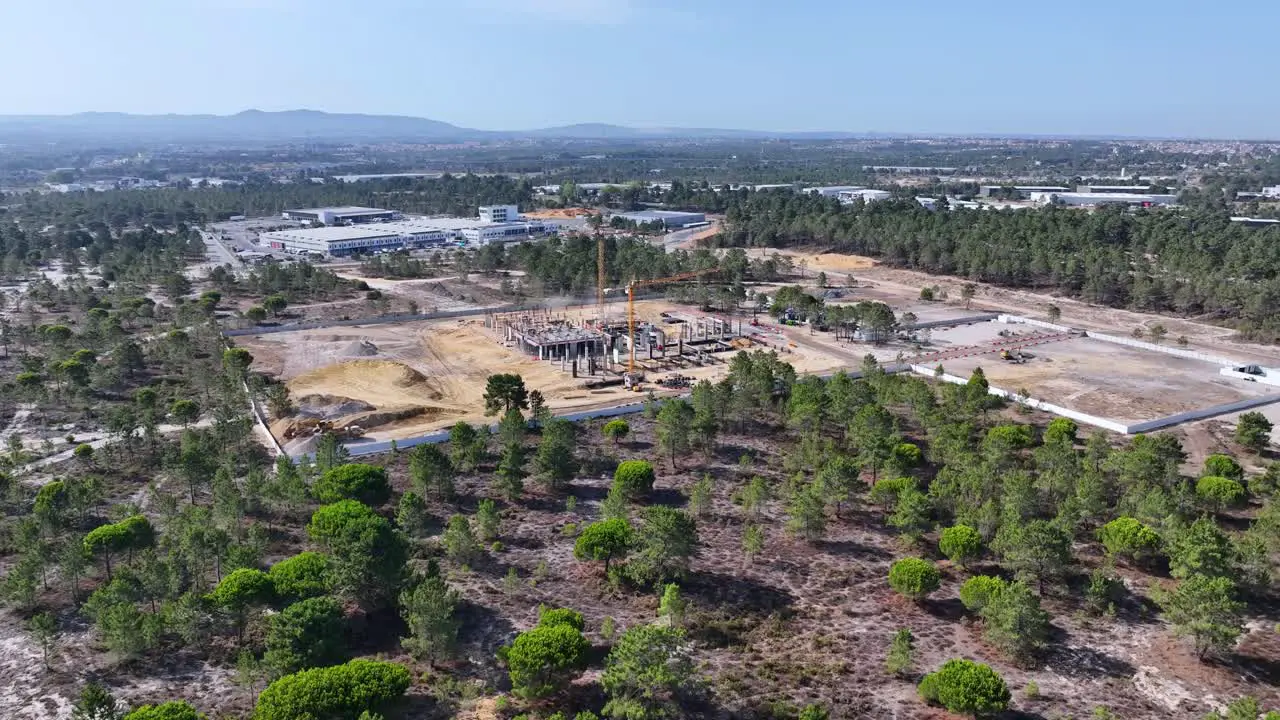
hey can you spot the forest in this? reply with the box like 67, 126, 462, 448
5, 319, 1280, 718
691, 190, 1280, 342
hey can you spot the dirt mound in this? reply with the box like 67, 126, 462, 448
296, 393, 375, 418
338, 339, 378, 357
288, 360, 445, 406
337, 405, 429, 431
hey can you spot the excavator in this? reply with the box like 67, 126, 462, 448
1000, 349, 1028, 364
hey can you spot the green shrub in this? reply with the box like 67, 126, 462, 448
253, 660, 411, 720
503, 623, 590, 700
573, 518, 633, 573
602, 420, 630, 445
888, 558, 941, 602
1204, 453, 1244, 482
1196, 475, 1247, 511
264, 597, 347, 674
959, 575, 1007, 613
613, 460, 655, 500
268, 552, 334, 602
918, 659, 1010, 716
121, 701, 202, 720
313, 464, 391, 506
938, 524, 983, 567
870, 477, 914, 510
1097, 516, 1162, 561
537, 607, 586, 631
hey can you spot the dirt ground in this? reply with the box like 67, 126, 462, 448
522, 208, 594, 219
240, 300, 857, 450
365, 411, 1280, 720
764, 246, 1280, 369
942, 335, 1275, 423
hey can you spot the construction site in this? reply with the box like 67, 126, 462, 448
490, 306, 750, 383
238, 294, 850, 454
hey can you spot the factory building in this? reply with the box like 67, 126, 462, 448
1075, 185, 1159, 193
804, 185, 867, 197
1264, 186, 1280, 198
479, 204, 520, 223
978, 185, 1070, 198
1029, 192, 1177, 207
614, 210, 706, 228
837, 188, 892, 203
281, 206, 400, 225
260, 225, 450, 256
259, 215, 555, 256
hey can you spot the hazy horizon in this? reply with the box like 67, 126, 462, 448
2, 1, 1277, 139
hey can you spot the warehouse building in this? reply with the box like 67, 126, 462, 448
259, 215, 555, 256
837, 188, 892, 203
1029, 192, 1177, 207
615, 210, 706, 228
1075, 185, 1159, 193
979, 185, 1069, 198
281, 206, 400, 225
260, 225, 450, 256
804, 185, 867, 197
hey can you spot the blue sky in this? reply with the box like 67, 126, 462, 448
2, 0, 1277, 138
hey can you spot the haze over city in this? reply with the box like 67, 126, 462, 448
1, 0, 1278, 138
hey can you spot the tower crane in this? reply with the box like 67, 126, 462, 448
624, 267, 718, 390
596, 233, 606, 322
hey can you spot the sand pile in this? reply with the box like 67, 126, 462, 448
295, 394, 376, 419
288, 359, 448, 410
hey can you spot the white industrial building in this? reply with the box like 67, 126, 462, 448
614, 210, 706, 228
804, 185, 867, 197
281, 206, 401, 225
1075, 185, 1158, 193
1264, 186, 1280, 198
479, 204, 520, 223
1029, 192, 1177, 207
259, 213, 556, 257
837, 188, 892, 203
979, 185, 1070, 198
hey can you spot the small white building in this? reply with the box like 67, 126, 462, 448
1263, 186, 1280, 198
479, 205, 520, 223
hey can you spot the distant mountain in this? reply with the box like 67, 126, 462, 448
0, 109, 478, 143
0, 109, 885, 144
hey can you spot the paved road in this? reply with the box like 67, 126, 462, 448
338, 400, 653, 458
199, 230, 242, 268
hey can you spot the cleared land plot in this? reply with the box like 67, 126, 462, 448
940, 333, 1275, 423
238, 300, 858, 448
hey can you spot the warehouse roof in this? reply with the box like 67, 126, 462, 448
264, 226, 403, 241
284, 206, 393, 216
617, 210, 703, 220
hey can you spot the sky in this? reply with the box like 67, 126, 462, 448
1, 0, 1277, 138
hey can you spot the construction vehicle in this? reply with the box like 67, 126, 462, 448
1000, 349, 1027, 363
625, 268, 718, 390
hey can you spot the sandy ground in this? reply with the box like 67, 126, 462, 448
522, 207, 593, 219
770, 246, 1280, 368
943, 335, 1274, 423
240, 300, 856, 447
